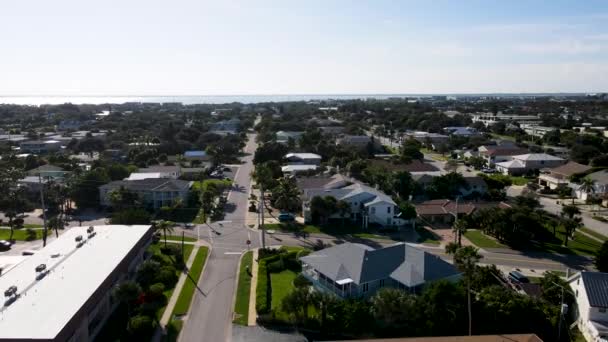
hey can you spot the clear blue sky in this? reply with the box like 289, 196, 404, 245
1, 0, 607, 95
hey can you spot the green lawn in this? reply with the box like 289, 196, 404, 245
0, 228, 43, 241
166, 235, 197, 242
579, 227, 607, 241
233, 251, 253, 325
264, 222, 391, 240
172, 247, 209, 316
415, 226, 441, 245
535, 224, 603, 256
270, 269, 298, 321
509, 176, 529, 186
464, 230, 507, 249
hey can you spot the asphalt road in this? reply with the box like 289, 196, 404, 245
266, 230, 593, 272
179, 134, 260, 342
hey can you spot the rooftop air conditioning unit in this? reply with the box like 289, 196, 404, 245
35, 264, 46, 273
87, 226, 94, 234
75, 235, 83, 242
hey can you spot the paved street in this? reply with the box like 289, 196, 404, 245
179, 133, 261, 342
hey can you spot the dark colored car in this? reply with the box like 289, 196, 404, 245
0, 240, 12, 251
278, 213, 295, 222
508, 271, 530, 284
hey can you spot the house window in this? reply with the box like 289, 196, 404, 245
362, 283, 369, 292
387, 218, 391, 225
379, 279, 385, 287
600, 308, 607, 313
371, 207, 376, 214
387, 206, 391, 214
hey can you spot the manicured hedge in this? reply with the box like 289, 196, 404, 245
255, 259, 271, 314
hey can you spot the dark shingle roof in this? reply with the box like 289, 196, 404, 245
300, 242, 459, 287
581, 272, 608, 308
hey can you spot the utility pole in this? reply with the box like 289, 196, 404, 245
453, 196, 459, 244
260, 185, 266, 249
38, 174, 48, 247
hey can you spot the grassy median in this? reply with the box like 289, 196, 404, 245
233, 251, 253, 325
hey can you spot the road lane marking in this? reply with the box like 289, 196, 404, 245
224, 252, 242, 255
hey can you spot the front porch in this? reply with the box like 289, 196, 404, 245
301, 264, 355, 298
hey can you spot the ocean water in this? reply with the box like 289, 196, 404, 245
0, 94, 414, 106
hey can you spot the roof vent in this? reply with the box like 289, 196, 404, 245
87, 226, 94, 234
51, 253, 61, 258
75, 235, 83, 242
4, 286, 17, 297
35, 264, 46, 273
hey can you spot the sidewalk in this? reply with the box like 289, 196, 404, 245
247, 248, 259, 326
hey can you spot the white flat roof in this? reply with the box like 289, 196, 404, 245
127, 172, 162, 180
281, 165, 318, 172
0, 225, 151, 340
285, 153, 321, 159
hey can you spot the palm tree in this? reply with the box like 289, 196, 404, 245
273, 178, 301, 213
251, 163, 275, 249
561, 217, 582, 246
445, 244, 482, 336
153, 220, 174, 248
4, 211, 23, 242
281, 287, 311, 326
561, 204, 581, 219
452, 219, 468, 246
47, 216, 64, 238
578, 177, 596, 202
310, 291, 338, 331
336, 200, 351, 227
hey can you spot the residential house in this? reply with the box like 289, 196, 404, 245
184, 150, 209, 161
319, 126, 345, 136
284, 153, 322, 165
137, 165, 181, 179
20, 140, 62, 154
210, 118, 240, 135
568, 272, 608, 342
18, 176, 55, 194
337, 135, 372, 148
414, 200, 509, 225
26, 164, 69, 179
575, 169, 608, 201
495, 153, 565, 175
281, 164, 318, 175
302, 181, 406, 227
296, 174, 350, 192
276, 131, 304, 144
443, 126, 480, 137
300, 242, 460, 298
521, 124, 557, 138
478, 145, 529, 167
99, 178, 192, 209
405, 131, 449, 149
411, 175, 487, 198
57, 120, 84, 131
538, 162, 592, 190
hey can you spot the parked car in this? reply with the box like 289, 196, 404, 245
508, 271, 530, 284
184, 223, 195, 229
278, 213, 295, 222
0, 240, 12, 251
482, 168, 497, 174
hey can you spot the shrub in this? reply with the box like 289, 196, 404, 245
156, 266, 178, 288
256, 260, 271, 314
293, 274, 312, 288
128, 315, 155, 337
296, 249, 311, 259
148, 283, 166, 300
266, 259, 285, 273
136, 260, 161, 289
258, 248, 282, 259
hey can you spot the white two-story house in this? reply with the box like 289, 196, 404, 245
302, 181, 407, 228
569, 272, 608, 342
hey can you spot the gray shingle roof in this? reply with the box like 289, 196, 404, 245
101, 178, 191, 192
300, 242, 459, 287
581, 272, 608, 308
